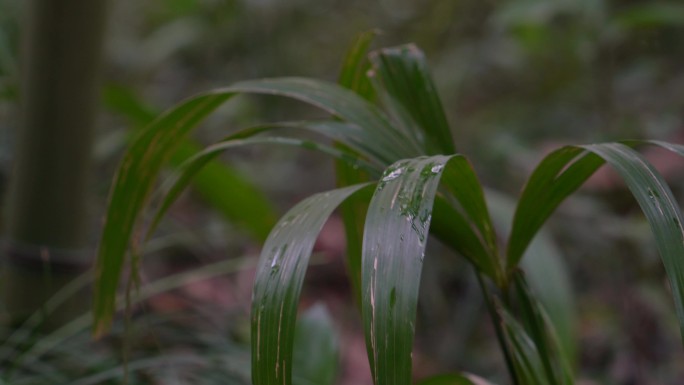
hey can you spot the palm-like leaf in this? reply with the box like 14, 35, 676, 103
94, 34, 684, 385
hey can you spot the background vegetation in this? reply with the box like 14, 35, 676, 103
2, 0, 684, 384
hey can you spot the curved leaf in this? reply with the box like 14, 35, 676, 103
363, 155, 482, 385
226, 78, 421, 159
150, 134, 378, 239
508, 142, 684, 342
95, 76, 420, 334
251, 183, 371, 385
94, 93, 231, 335
369, 44, 455, 155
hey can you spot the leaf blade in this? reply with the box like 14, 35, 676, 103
251, 184, 371, 385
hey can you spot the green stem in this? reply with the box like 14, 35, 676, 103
3, 0, 109, 325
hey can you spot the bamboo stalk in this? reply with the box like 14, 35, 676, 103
3, 0, 109, 326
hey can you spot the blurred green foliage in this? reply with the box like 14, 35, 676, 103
1, 0, 684, 384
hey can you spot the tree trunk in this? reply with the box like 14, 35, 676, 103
2, 0, 108, 328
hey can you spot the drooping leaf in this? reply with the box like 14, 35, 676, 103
582, 143, 684, 342
94, 93, 231, 335
150, 134, 378, 239
292, 304, 339, 385
251, 184, 371, 385
369, 44, 455, 155
103, 83, 278, 241
508, 142, 684, 343
95, 76, 424, 334
363, 155, 478, 385
227, 78, 421, 159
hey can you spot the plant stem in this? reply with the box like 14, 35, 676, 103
3, 0, 109, 326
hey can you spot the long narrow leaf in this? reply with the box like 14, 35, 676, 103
508, 141, 684, 343
150, 135, 377, 239
337, 31, 380, 304
338, 30, 378, 101
95, 76, 422, 334
369, 44, 455, 154
363, 155, 467, 385
94, 93, 231, 335
581, 143, 684, 341
104, 84, 277, 240
252, 184, 371, 385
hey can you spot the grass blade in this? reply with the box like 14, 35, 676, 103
440, 158, 501, 281
511, 272, 573, 385
150, 135, 377, 239
104, 83, 278, 241
95, 75, 425, 334
227, 78, 421, 159
369, 44, 455, 155
507, 146, 603, 267
498, 307, 546, 385
251, 184, 371, 385
338, 30, 378, 101
94, 93, 231, 335
509, 141, 684, 343
581, 143, 684, 342
337, 30, 380, 304
363, 155, 463, 385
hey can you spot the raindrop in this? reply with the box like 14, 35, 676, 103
430, 164, 444, 174
382, 167, 404, 182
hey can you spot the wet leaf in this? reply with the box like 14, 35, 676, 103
251, 184, 371, 385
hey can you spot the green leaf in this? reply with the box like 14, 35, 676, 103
94, 93, 231, 336
251, 184, 371, 385
511, 272, 573, 385
336, 30, 380, 305
369, 44, 455, 155
507, 146, 603, 267
498, 306, 547, 385
338, 30, 378, 101
150, 134, 378, 239
581, 143, 684, 342
228, 78, 421, 160
103, 83, 278, 241
292, 304, 339, 385
363, 155, 472, 385
417, 373, 498, 385
485, 190, 575, 367
95, 76, 425, 334
509, 141, 684, 344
